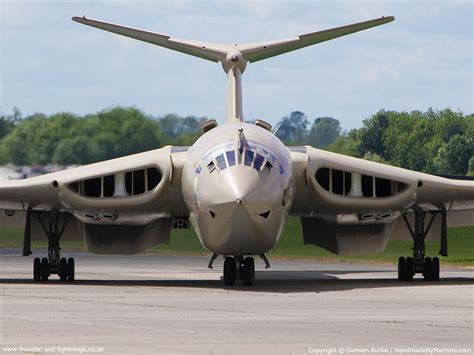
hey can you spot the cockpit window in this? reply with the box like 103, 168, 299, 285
226, 150, 236, 166
253, 153, 265, 171
215, 154, 227, 171
207, 161, 216, 173
278, 164, 285, 175
244, 150, 254, 166
200, 141, 278, 175
264, 161, 273, 172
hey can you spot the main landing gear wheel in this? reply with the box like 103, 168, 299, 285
33, 258, 41, 282
398, 257, 415, 281
59, 258, 68, 282
242, 257, 255, 286
423, 257, 439, 281
67, 257, 75, 282
223, 257, 236, 286
40, 258, 49, 282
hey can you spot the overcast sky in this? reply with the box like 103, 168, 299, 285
1, 0, 472, 129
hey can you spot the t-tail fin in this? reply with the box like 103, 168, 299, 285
72, 16, 394, 123
72, 16, 394, 65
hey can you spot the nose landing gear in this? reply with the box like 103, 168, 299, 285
222, 255, 257, 286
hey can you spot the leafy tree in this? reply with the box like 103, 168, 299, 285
432, 135, 473, 175
275, 111, 309, 144
0, 106, 209, 165
326, 133, 359, 156
158, 113, 205, 140
362, 152, 388, 164
0, 117, 15, 140
52, 136, 102, 165
307, 117, 341, 148
468, 156, 474, 176
358, 111, 390, 158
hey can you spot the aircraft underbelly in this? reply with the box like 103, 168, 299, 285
190, 206, 285, 255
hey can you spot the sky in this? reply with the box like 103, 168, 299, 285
0, 0, 472, 129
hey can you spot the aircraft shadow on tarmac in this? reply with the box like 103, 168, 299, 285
1, 270, 472, 293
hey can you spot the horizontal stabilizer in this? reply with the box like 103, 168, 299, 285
239, 16, 395, 62
72, 16, 229, 62
72, 16, 394, 65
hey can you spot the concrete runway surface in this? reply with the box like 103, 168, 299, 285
1, 250, 473, 355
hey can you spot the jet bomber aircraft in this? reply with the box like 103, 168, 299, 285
1, 16, 473, 286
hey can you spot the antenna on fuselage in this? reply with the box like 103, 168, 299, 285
72, 16, 395, 125
238, 128, 245, 154
272, 123, 282, 136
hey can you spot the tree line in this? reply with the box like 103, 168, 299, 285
0, 106, 472, 175
275, 108, 473, 176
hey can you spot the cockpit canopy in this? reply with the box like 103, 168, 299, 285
195, 142, 283, 175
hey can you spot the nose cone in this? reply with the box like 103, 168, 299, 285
198, 164, 282, 208
191, 165, 288, 255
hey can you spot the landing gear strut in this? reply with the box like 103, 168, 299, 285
223, 255, 256, 286
28, 210, 75, 282
398, 206, 446, 281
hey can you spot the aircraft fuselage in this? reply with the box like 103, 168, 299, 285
182, 123, 295, 255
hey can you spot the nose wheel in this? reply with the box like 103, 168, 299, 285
223, 256, 255, 286
223, 257, 236, 286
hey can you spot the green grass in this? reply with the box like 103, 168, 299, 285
0, 228, 85, 250
1, 218, 472, 265
270, 218, 473, 265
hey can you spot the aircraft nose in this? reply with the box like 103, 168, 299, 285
193, 167, 287, 255
199, 164, 283, 209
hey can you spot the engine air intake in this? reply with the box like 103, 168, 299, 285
67, 167, 161, 198
315, 167, 407, 198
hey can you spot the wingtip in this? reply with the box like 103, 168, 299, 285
71, 15, 86, 22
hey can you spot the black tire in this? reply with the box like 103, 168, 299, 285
398, 257, 406, 281
33, 258, 41, 282
405, 257, 414, 281
40, 258, 49, 282
431, 257, 440, 281
223, 257, 235, 286
67, 257, 75, 282
59, 258, 68, 282
242, 257, 255, 286
423, 257, 432, 281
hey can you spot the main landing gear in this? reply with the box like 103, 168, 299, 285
398, 206, 447, 281
24, 209, 75, 282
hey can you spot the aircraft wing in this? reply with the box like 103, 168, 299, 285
290, 146, 474, 254
0, 145, 191, 254
0, 145, 188, 216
